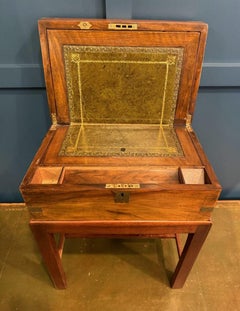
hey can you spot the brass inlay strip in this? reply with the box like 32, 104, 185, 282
105, 183, 140, 189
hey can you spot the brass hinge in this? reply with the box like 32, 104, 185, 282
108, 23, 138, 30
29, 207, 43, 214
200, 207, 214, 213
51, 113, 57, 130
51, 113, 57, 125
186, 114, 192, 131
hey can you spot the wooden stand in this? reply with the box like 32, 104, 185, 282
30, 220, 211, 289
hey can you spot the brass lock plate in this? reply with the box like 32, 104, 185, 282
114, 191, 130, 203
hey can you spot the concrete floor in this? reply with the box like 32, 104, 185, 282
0, 202, 240, 311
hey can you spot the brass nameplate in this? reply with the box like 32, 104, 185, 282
105, 184, 140, 189
108, 23, 138, 30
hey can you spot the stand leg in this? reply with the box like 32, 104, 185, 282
170, 223, 212, 289
30, 222, 67, 289
29, 220, 211, 289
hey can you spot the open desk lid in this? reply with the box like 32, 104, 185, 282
39, 19, 207, 127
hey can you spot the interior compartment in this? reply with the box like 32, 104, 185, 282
61, 167, 180, 185
30, 166, 211, 186
179, 167, 210, 184
30, 167, 63, 184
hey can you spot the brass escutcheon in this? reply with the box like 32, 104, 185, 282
114, 191, 130, 203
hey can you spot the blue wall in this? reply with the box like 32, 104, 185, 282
0, 0, 240, 201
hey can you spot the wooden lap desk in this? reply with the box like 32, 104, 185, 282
20, 19, 221, 289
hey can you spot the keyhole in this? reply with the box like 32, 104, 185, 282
114, 191, 130, 203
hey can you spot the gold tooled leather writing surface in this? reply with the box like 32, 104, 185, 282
60, 45, 184, 157
59, 124, 183, 157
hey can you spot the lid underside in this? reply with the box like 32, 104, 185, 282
64, 45, 183, 125
40, 20, 206, 158
60, 45, 184, 157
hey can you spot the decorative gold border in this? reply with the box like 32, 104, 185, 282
64, 46, 183, 125
59, 124, 183, 157
61, 46, 184, 157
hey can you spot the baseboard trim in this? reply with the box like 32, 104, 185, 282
0, 201, 239, 211
0, 203, 27, 211
216, 200, 240, 208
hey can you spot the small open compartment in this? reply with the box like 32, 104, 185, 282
30, 167, 63, 184
179, 167, 211, 185
61, 166, 180, 185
